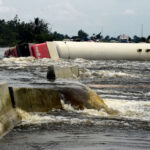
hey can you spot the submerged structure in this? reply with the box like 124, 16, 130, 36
4, 41, 150, 61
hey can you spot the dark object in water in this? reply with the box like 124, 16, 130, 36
4, 43, 34, 58
4, 47, 18, 57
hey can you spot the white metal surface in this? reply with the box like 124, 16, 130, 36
47, 41, 150, 61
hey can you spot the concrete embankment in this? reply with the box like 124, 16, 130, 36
0, 83, 21, 139
11, 82, 110, 113
12, 87, 62, 112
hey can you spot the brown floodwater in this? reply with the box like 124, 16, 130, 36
0, 48, 150, 150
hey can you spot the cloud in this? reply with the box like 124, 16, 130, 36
0, 0, 2, 5
0, 6, 16, 13
0, 0, 16, 14
123, 9, 135, 15
46, 0, 86, 22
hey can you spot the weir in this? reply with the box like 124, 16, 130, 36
12, 87, 62, 112
0, 81, 116, 138
11, 82, 112, 113
0, 65, 118, 138
0, 82, 110, 137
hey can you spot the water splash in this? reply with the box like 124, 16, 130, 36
16, 108, 96, 126
80, 69, 137, 79
15, 96, 150, 128
104, 99, 150, 121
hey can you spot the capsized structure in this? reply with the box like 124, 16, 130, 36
4, 41, 150, 61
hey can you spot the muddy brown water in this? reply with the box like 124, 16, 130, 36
0, 48, 150, 150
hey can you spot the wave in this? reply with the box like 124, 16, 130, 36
15, 98, 150, 131
80, 69, 137, 79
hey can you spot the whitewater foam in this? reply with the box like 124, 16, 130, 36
104, 99, 150, 121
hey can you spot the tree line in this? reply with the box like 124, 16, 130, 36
0, 16, 149, 47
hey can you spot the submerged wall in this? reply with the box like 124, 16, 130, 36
13, 87, 62, 112
12, 83, 110, 113
0, 80, 117, 139
0, 83, 20, 139
47, 41, 150, 61
47, 65, 79, 80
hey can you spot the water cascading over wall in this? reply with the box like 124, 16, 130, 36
0, 83, 21, 139
0, 81, 118, 139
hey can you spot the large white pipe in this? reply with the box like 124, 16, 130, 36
47, 41, 150, 61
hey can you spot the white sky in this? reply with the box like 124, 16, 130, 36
0, 0, 150, 37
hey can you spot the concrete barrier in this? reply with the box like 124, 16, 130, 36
0, 82, 21, 139
12, 87, 62, 112
12, 83, 114, 114
47, 65, 79, 80
0, 81, 118, 139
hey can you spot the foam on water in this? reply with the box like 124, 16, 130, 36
80, 69, 137, 79
16, 108, 96, 126
104, 99, 150, 121
0, 57, 76, 69
0, 57, 141, 80
16, 97, 150, 129
1, 54, 150, 130
92, 70, 137, 78
62, 98, 150, 121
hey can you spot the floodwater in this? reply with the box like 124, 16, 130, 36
0, 48, 150, 150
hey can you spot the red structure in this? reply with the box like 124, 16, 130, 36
31, 43, 50, 58
4, 47, 18, 57
4, 43, 50, 59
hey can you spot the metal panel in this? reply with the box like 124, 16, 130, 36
46, 42, 59, 59
31, 43, 50, 58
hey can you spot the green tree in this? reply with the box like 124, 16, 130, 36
133, 35, 141, 43
104, 35, 110, 42
96, 32, 103, 40
77, 29, 88, 40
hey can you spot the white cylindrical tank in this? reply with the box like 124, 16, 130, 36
48, 41, 150, 61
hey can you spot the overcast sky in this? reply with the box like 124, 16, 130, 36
0, 0, 150, 37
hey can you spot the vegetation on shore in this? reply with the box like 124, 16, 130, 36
0, 16, 149, 47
